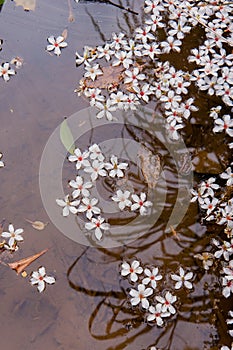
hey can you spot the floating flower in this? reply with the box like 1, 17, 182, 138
220, 167, 233, 186
129, 283, 153, 309
69, 176, 93, 198
30, 267, 56, 293
142, 267, 163, 289
95, 99, 117, 121
0, 62, 16, 82
171, 267, 193, 290
1, 224, 24, 248
112, 190, 132, 210
84, 159, 107, 181
85, 215, 110, 241
77, 197, 101, 220
84, 63, 103, 81
155, 291, 177, 314
105, 155, 128, 178
131, 192, 152, 215
46, 36, 67, 56
213, 115, 233, 137
121, 260, 143, 282
56, 195, 79, 217
89, 143, 105, 162
68, 148, 90, 169
212, 238, 233, 261
0, 152, 4, 167
147, 303, 170, 326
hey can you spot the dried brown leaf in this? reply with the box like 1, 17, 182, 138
25, 219, 48, 230
83, 65, 124, 90
138, 145, 161, 189
8, 249, 48, 274
62, 29, 68, 40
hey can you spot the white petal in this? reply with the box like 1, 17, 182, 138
44, 276, 56, 284
37, 281, 45, 293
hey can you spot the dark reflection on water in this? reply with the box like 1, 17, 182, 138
0, 0, 232, 349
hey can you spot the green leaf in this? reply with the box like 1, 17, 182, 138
0, 0, 5, 6
60, 118, 75, 154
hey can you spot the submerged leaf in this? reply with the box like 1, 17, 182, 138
83, 65, 124, 90
60, 118, 75, 154
14, 0, 36, 11
62, 29, 68, 40
138, 145, 161, 189
25, 219, 48, 231
8, 249, 48, 274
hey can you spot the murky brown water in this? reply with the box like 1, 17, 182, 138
0, 1, 232, 349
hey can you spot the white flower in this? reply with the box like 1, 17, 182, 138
201, 197, 219, 216
131, 193, 152, 215
124, 93, 140, 110
135, 26, 155, 44
221, 167, 233, 187
84, 88, 105, 107
144, 0, 164, 15
105, 155, 128, 178
200, 177, 219, 197
56, 195, 79, 216
142, 267, 162, 289
110, 91, 127, 109
112, 51, 133, 69
129, 283, 153, 309
68, 148, 90, 169
156, 291, 177, 314
121, 260, 143, 282
171, 267, 193, 290
160, 90, 182, 109
145, 14, 165, 31
1, 224, 24, 248
110, 32, 127, 50
0, 62, 16, 81
85, 216, 110, 241
180, 98, 198, 119
147, 303, 170, 325
142, 43, 160, 60
95, 100, 116, 121
222, 277, 233, 298
69, 176, 93, 198
124, 67, 146, 85
0, 152, 4, 167
84, 159, 107, 181
84, 63, 103, 81
221, 345, 233, 350
75, 46, 97, 66
77, 197, 101, 220
213, 115, 233, 137
133, 83, 154, 103
30, 267, 55, 293
89, 143, 105, 162
166, 119, 183, 141
97, 43, 114, 61
46, 36, 67, 56
112, 190, 132, 210
161, 36, 182, 53
212, 238, 233, 261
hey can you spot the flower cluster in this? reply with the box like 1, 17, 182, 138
0, 223, 55, 292
191, 166, 233, 342
75, 0, 233, 142
56, 143, 152, 242
0, 39, 22, 82
120, 260, 194, 327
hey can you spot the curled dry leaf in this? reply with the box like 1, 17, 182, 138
8, 248, 48, 274
25, 219, 48, 230
137, 145, 161, 189
82, 65, 124, 90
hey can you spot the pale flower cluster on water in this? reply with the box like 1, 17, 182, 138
120, 259, 194, 328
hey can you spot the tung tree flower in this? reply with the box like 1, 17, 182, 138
129, 283, 153, 309
46, 36, 67, 56
171, 267, 194, 290
1, 224, 24, 248
30, 267, 56, 293
121, 260, 143, 282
